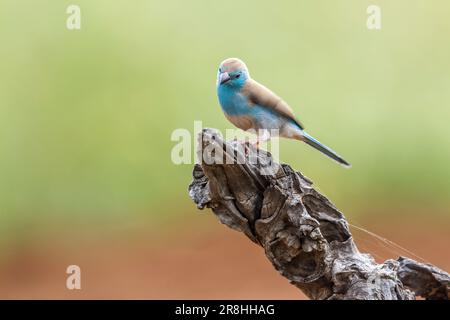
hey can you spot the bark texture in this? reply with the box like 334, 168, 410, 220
188, 128, 450, 300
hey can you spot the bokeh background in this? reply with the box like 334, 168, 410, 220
0, 0, 449, 299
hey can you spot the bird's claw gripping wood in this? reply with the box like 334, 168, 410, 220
188, 128, 450, 300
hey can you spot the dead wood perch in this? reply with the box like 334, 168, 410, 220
188, 128, 450, 300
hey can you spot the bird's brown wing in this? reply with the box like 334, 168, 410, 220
242, 79, 305, 130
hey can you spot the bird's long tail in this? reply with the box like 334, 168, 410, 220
301, 131, 351, 168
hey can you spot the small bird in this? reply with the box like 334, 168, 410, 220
216, 58, 351, 167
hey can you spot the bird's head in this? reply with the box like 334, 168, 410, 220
217, 58, 249, 88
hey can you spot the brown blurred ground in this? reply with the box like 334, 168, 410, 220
0, 213, 448, 299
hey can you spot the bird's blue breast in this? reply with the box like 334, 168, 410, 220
217, 85, 250, 116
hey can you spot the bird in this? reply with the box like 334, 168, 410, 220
216, 58, 351, 168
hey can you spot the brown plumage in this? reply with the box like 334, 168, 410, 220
241, 79, 305, 130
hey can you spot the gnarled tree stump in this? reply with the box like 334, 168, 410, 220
188, 128, 450, 300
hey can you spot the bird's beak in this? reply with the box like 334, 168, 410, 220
219, 72, 231, 85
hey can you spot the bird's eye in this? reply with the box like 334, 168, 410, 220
235, 74, 241, 79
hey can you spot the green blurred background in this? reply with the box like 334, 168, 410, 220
0, 1, 449, 298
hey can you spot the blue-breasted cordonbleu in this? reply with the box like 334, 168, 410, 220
216, 58, 350, 167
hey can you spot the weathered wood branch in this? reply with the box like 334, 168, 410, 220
188, 128, 450, 300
